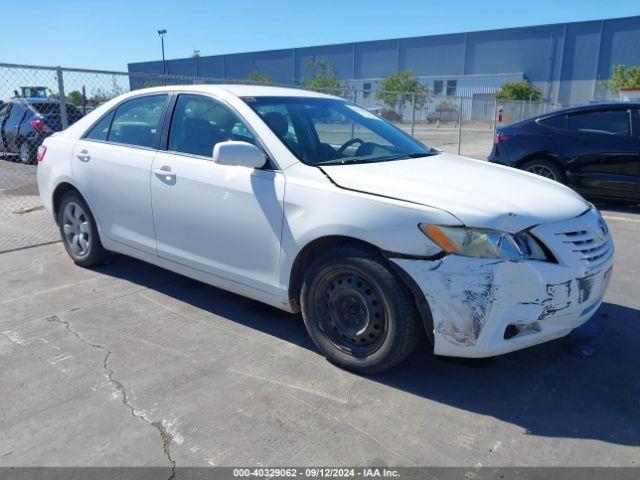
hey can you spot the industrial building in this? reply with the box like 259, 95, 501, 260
128, 15, 640, 106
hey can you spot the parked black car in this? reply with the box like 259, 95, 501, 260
0, 98, 83, 164
488, 102, 640, 201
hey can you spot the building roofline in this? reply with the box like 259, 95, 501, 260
128, 15, 640, 66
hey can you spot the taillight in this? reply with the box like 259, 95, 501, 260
30, 119, 45, 133
493, 133, 510, 144
37, 145, 47, 163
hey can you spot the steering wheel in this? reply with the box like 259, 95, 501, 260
336, 137, 365, 156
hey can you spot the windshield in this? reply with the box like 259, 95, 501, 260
243, 96, 434, 166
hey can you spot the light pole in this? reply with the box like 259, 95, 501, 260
157, 29, 167, 84
192, 49, 201, 77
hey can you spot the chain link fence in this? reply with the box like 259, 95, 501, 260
0, 62, 609, 253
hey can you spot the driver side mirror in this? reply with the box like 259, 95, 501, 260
212, 141, 266, 168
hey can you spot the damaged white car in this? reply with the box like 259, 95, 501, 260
37, 85, 614, 373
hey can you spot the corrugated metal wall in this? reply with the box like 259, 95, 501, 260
128, 16, 640, 105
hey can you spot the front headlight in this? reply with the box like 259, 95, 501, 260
419, 224, 550, 261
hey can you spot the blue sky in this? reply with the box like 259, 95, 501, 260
1, 0, 638, 71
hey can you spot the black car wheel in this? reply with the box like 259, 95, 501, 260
301, 245, 423, 374
521, 159, 564, 183
19, 143, 36, 165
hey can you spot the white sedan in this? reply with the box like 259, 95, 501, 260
37, 85, 614, 373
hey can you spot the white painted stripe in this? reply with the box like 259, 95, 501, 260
602, 215, 640, 224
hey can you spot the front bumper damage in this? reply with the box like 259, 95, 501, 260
391, 253, 613, 358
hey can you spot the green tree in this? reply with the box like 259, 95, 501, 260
302, 59, 343, 95
435, 101, 458, 123
87, 88, 113, 106
495, 81, 542, 101
65, 90, 86, 105
602, 64, 640, 94
247, 71, 272, 84
375, 71, 429, 114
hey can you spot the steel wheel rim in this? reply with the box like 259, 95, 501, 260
526, 164, 557, 180
315, 268, 387, 357
62, 202, 91, 257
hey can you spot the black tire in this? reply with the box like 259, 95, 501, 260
300, 245, 423, 374
57, 190, 108, 267
19, 143, 36, 165
520, 158, 565, 183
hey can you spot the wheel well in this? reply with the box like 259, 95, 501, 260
288, 236, 380, 313
52, 182, 79, 222
287, 235, 435, 345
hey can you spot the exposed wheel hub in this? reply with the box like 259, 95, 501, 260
318, 271, 387, 354
329, 287, 368, 336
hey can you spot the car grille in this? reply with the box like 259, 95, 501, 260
560, 228, 612, 267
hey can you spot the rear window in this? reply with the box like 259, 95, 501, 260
107, 94, 168, 148
30, 102, 82, 117
566, 110, 630, 136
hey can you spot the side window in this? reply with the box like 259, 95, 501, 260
108, 95, 168, 148
566, 110, 630, 136
168, 94, 254, 157
539, 114, 567, 130
85, 111, 115, 141
6, 104, 25, 129
433, 80, 443, 95
254, 104, 300, 157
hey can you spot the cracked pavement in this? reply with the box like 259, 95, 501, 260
1, 208, 639, 467
45, 314, 176, 477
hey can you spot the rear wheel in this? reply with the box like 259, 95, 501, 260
57, 190, 108, 267
521, 159, 564, 183
301, 245, 423, 374
19, 143, 36, 164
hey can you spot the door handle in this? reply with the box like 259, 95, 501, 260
77, 149, 91, 162
154, 168, 176, 180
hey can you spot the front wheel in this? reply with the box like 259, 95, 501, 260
521, 159, 565, 183
57, 190, 108, 267
301, 245, 423, 374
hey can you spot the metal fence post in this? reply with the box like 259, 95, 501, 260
491, 96, 497, 136
56, 66, 69, 129
410, 92, 416, 136
351, 90, 357, 139
457, 95, 463, 155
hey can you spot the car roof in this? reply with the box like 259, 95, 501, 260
538, 101, 640, 118
11, 97, 61, 104
125, 84, 341, 99
498, 101, 640, 130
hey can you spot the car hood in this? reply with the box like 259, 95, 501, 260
321, 153, 589, 232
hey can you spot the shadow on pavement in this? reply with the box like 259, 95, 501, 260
94, 253, 640, 447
